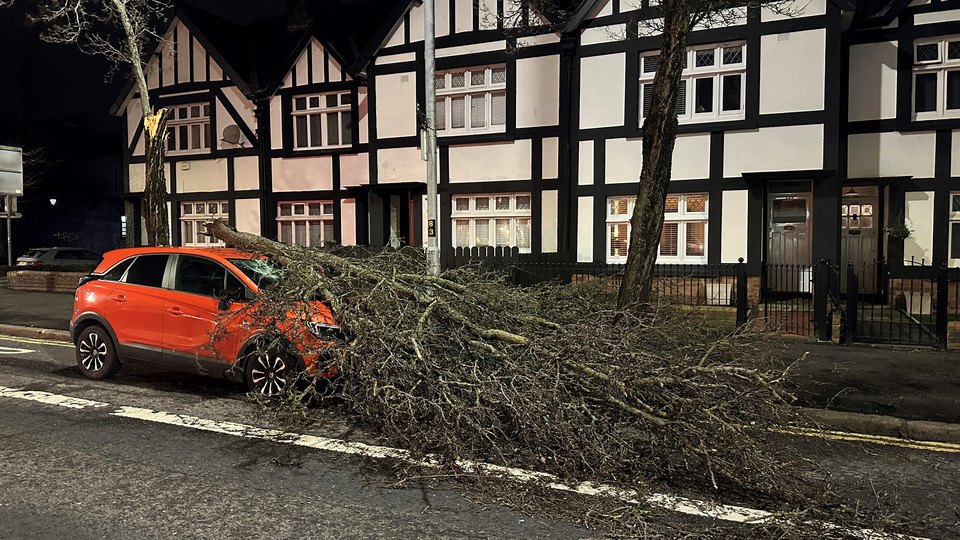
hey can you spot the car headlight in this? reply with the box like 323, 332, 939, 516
307, 321, 345, 341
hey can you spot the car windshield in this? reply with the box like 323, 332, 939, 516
228, 258, 282, 290
22, 250, 46, 259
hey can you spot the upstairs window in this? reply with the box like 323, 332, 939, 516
913, 37, 960, 120
277, 201, 335, 247
435, 65, 507, 135
452, 193, 531, 253
167, 103, 211, 154
293, 92, 353, 149
640, 43, 745, 125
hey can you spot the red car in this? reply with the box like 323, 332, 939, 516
70, 247, 341, 395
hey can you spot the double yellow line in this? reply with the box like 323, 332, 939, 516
772, 425, 960, 453
0, 334, 73, 348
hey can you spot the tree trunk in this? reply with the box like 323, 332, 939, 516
142, 108, 169, 246
617, 0, 691, 309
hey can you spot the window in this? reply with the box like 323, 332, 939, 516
181, 201, 229, 246
913, 37, 960, 119
167, 103, 211, 153
950, 193, 960, 262
452, 193, 531, 253
293, 92, 352, 148
123, 255, 169, 288
840, 202, 874, 231
435, 65, 507, 135
277, 201, 335, 247
640, 43, 745, 124
606, 194, 708, 263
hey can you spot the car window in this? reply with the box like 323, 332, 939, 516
123, 255, 169, 288
102, 258, 134, 281
228, 258, 281, 289
23, 250, 46, 258
175, 256, 227, 297
54, 250, 82, 260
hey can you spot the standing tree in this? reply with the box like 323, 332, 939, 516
502, 0, 788, 308
1, 0, 172, 246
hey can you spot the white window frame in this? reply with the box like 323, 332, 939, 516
180, 201, 228, 246
606, 194, 709, 264
451, 193, 532, 253
949, 192, 960, 266
912, 36, 960, 120
435, 65, 507, 136
167, 103, 211, 155
639, 42, 746, 125
276, 201, 336, 247
292, 92, 353, 149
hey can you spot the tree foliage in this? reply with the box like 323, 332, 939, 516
1, 0, 172, 245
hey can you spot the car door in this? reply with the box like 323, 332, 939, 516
105, 254, 171, 363
161, 255, 244, 374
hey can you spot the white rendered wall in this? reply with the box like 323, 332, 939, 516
340, 153, 370, 187
176, 23, 190, 84
720, 190, 749, 263
375, 73, 418, 139
603, 135, 709, 183
952, 131, 960, 177
723, 125, 824, 177
848, 42, 899, 122
234, 198, 261, 236
128, 163, 171, 193
577, 197, 594, 262
126, 100, 142, 149
847, 132, 937, 178
221, 87, 256, 134
604, 138, 642, 183
449, 140, 532, 182
358, 88, 370, 145
579, 141, 594, 185
542, 137, 559, 179
340, 199, 357, 245
762, 0, 826, 21
516, 55, 560, 128
542, 190, 559, 253
234, 156, 259, 191
904, 191, 935, 264
454, 0, 473, 33
270, 97, 283, 150
760, 30, 826, 114
272, 157, 334, 192
177, 159, 227, 193
377, 147, 424, 184
579, 53, 625, 129
192, 38, 205, 83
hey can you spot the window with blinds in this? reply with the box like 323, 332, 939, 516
167, 103, 211, 154
640, 42, 744, 125
452, 193, 531, 253
276, 201, 336, 247
181, 201, 228, 246
606, 194, 708, 263
435, 65, 507, 135
292, 92, 353, 149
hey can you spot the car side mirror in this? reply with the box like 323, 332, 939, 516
217, 297, 232, 311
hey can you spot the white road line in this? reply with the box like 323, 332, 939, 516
0, 346, 35, 355
0, 386, 932, 539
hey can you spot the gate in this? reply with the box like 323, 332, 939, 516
760, 262, 815, 336
844, 258, 939, 346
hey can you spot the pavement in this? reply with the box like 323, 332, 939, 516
1, 285, 959, 443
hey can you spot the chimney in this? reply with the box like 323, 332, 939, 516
287, 0, 309, 31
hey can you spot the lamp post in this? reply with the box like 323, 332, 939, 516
424, 0, 440, 276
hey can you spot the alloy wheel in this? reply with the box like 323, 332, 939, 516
250, 353, 287, 396
79, 332, 108, 372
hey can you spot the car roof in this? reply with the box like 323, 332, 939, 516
95, 246, 259, 271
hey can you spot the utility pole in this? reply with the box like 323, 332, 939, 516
424, 0, 440, 276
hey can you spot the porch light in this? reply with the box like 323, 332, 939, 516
843, 187, 859, 197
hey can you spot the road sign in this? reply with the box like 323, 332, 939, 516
0, 146, 23, 196
0, 195, 20, 218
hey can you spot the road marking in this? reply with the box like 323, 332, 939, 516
0, 346, 35, 355
0, 387, 932, 540
0, 386, 109, 409
774, 426, 960, 453
0, 335, 73, 348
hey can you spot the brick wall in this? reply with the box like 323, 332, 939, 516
6, 271, 85, 293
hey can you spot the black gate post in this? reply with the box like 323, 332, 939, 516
937, 263, 948, 350
844, 262, 858, 345
814, 259, 831, 342
736, 258, 748, 327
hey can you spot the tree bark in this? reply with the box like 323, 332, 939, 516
617, 0, 692, 309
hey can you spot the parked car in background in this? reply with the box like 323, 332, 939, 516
69, 246, 342, 396
17, 247, 102, 267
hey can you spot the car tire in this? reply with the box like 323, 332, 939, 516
244, 347, 296, 397
76, 326, 121, 379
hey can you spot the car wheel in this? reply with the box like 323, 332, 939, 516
245, 348, 294, 397
76, 326, 121, 379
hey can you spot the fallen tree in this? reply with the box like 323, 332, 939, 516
206, 220, 819, 506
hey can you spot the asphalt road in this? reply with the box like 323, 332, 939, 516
1, 335, 959, 539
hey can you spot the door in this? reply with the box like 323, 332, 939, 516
840, 190, 879, 293
105, 254, 171, 362
161, 255, 244, 374
767, 192, 812, 292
